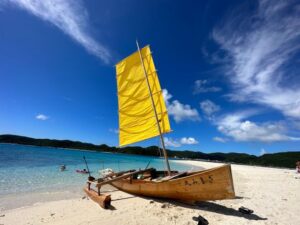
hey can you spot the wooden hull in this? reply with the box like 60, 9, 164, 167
110, 164, 235, 201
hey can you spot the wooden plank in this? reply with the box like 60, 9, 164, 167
96, 168, 154, 187
87, 169, 137, 185
86, 168, 153, 187
156, 172, 187, 182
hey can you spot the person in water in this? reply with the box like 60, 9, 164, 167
296, 161, 300, 173
60, 165, 66, 171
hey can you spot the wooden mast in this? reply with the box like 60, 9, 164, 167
136, 40, 171, 176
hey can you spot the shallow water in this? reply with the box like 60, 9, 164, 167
0, 143, 194, 196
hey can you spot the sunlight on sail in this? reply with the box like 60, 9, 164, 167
116, 46, 171, 146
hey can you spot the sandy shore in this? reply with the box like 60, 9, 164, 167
1, 160, 299, 225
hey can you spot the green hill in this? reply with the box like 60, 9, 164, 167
0, 134, 299, 168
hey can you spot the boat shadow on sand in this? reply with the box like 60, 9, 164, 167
141, 197, 267, 221
194, 201, 267, 221
99, 190, 267, 221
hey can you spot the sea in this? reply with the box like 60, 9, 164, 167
0, 143, 195, 197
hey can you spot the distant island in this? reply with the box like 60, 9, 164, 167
0, 134, 299, 169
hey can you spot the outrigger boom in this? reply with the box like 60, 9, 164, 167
85, 168, 153, 209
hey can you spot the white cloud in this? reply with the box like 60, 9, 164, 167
193, 80, 221, 94
162, 89, 201, 123
3, 0, 111, 63
36, 114, 49, 121
162, 89, 173, 102
200, 100, 220, 118
212, 0, 300, 119
215, 111, 300, 142
180, 137, 198, 145
213, 136, 228, 143
164, 137, 199, 147
164, 137, 181, 147
260, 148, 267, 156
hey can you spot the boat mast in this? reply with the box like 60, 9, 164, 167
136, 40, 171, 176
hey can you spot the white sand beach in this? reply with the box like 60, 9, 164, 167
1, 160, 299, 225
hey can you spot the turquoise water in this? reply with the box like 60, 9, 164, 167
0, 144, 193, 196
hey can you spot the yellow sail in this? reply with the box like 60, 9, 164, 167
116, 45, 171, 146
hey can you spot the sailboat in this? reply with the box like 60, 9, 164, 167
84, 42, 235, 209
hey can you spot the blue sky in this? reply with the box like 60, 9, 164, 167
0, 0, 299, 155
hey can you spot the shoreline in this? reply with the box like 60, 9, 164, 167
1, 160, 299, 225
176, 159, 297, 171
0, 160, 201, 211
0, 184, 116, 211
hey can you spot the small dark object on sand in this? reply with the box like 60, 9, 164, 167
149, 200, 154, 204
161, 203, 168, 208
192, 215, 209, 225
239, 206, 254, 214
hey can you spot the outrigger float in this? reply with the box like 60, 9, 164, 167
84, 42, 235, 209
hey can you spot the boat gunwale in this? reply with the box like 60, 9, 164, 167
166, 164, 232, 182
113, 164, 232, 184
